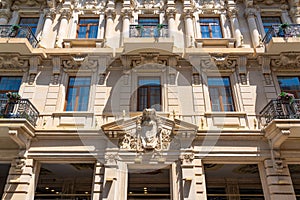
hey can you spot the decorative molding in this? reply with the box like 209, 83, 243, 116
271, 52, 300, 70
208, 54, 237, 71
28, 56, 40, 85
104, 153, 119, 165
0, 8, 11, 20
62, 55, 98, 72
180, 152, 195, 164
45, 8, 56, 20
0, 55, 29, 72
237, 56, 248, 85
12, 0, 46, 10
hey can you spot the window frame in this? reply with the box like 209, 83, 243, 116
261, 16, 282, 36
207, 76, 235, 112
137, 77, 162, 111
19, 17, 40, 35
64, 76, 91, 111
77, 17, 99, 39
199, 17, 223, 39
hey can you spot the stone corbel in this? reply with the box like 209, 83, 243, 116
180, 152, 195, 165
168, 66, 176, 85
28, 56, 40, 85
262, 57, 272, 85
98, 56, 111, 85
8, 130, 27, 149
0, 54, 29, 72
192, 67, 201, 85
237, 56, 248, 85
52, 56, 61, 85
105, 153, 119, 166
268, 129, 290, 173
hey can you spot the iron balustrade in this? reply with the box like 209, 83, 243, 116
262, 24, 300, 44
0, 98, 39, 126
260, 99, 300, 126
0, 25, 39, 47
129, 24, 168, 38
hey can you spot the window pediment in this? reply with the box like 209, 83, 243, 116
101, 108, 198, 151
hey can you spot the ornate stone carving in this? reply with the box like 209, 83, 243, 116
208, 54, 237, 71
60, 9, 72, 20
118, 108, 174, 152
105, 153, 119, 165
180, 152, 195, 164
120, 53, 170, 69
45, 8, 56, 20
271, 53, 300, 70
62, 56, 98, 72
137, 108, 162, 150
12, 0, 45, 10
0, 0, 12, 9
0, 55, 28, 71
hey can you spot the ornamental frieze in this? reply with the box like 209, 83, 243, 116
0, 54, 28, 72
62, 55, 98, 72
12, 0, 46, 10
270, 52, 300, 70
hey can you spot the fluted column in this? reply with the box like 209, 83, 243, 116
97, 10, 105, 39
228, 8, 242, 47
55, 9, 71, 48
121, 9, 131, 39
183, 10, 194, 47
166, 9, 176, 39
40, 9, 56, 48
245, 8, 260, 48
281, 5, 292, 24
104, 9, 115, 47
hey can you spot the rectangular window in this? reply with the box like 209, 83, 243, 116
137, 17, 159, 37
77, 18, 99, 38
19, 17, 39, 34
199, 17, 222, 38
278, 76, 300, 98
137, 77, 161, 111
0, 76, 22, 99
261, 16, 281, 34
208, 77, 235, 111
65, 77, 91, 111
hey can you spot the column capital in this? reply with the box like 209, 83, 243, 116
166, 8, 176, 19
105, 8, 116, 19
227, 8, 238, 18
244, 8, 257, 18
0, 9, 11, 20
45, 8, 56, 20
121, 8, 132, 18
183, 8, 194, 18
60, 9, 71, 20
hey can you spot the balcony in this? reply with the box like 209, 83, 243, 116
260, 99, 300, 150
124, 25, 173, 53
262, 24, 300, 53
129, 24, 168, 38
0, 25, 39, 54
0, 95, 39, 127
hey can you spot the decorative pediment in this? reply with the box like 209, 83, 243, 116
0, 54, 29, 72
270, 52, 300, 70
101, 108, 198, 152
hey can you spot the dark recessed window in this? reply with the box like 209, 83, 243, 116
19, 17, 39, 34
261, 16, 281, 34
208, 77, 235, 111
137, 77, 161, 111
65, 77, 91, 111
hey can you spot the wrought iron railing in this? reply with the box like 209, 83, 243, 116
262, 24, 300, 44
260, 99, 300, 126
0, 25, 39, 48
0, 97, 39, 126
129, 24, 168, 38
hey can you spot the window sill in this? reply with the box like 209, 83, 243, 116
195, 38, 236, 48
204, 112, 247, 128
63, 38, 105, 48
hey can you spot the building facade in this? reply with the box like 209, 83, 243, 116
0, 0, 300, 199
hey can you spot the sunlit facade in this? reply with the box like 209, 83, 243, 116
0, 0, 300, 199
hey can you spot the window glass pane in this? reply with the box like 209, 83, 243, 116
262, 17, 281, 33
66, 77, 91, 111
88, 25, 98, 38
278, 76, 300, 98
208, 77, 234, 112
78, 26, 87, 38
138, 77, 160, 86
138, 18, 159, 25
0, 77, 22, 92
19, 17, 39, 34
200, 18, 222, 38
